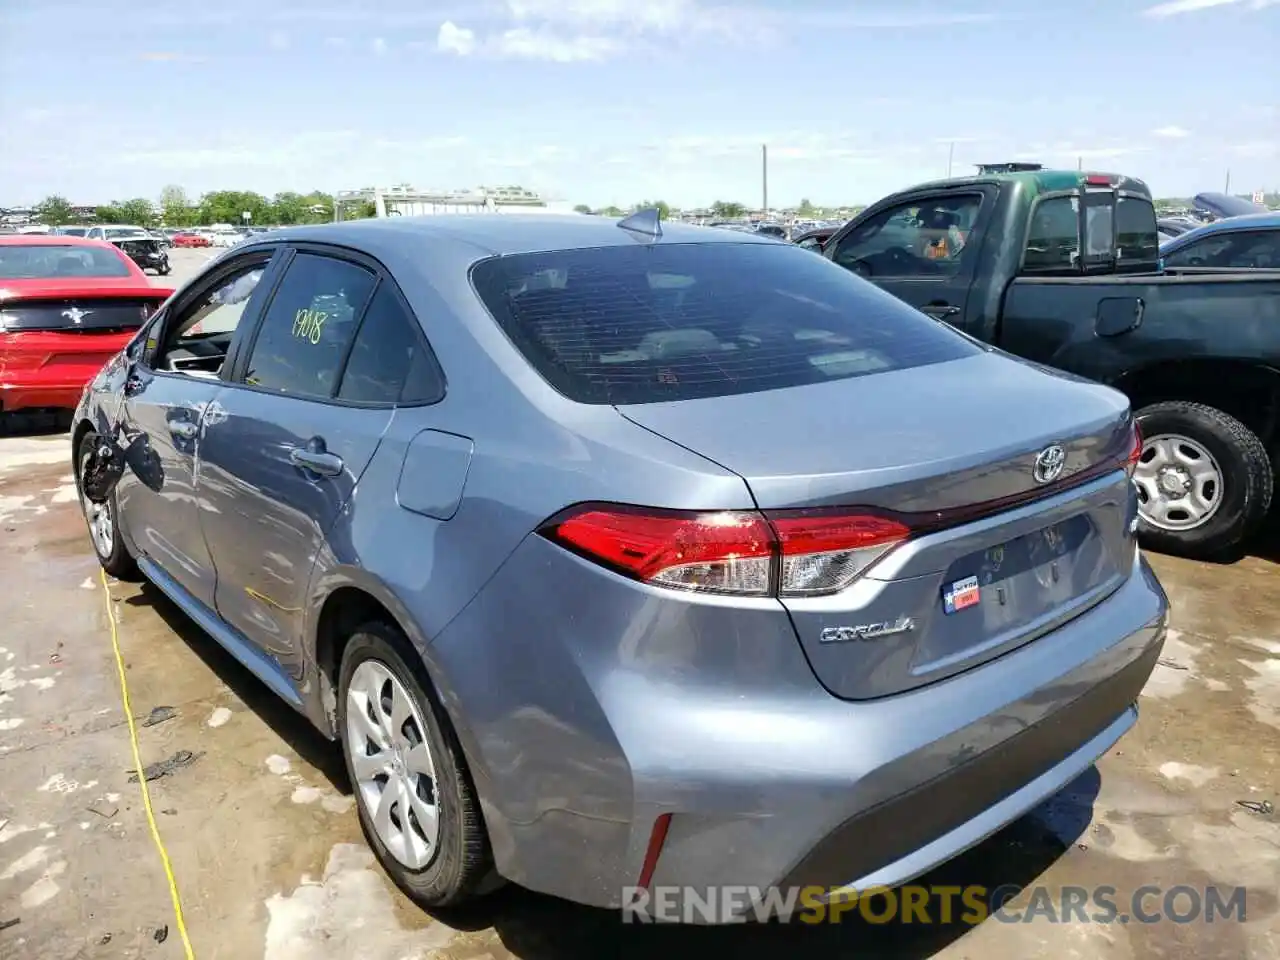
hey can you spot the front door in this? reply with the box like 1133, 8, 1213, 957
116, 371, 222, 606
825, 189, 989, 325
115, 252, 281, 608
197, 249, 393, 678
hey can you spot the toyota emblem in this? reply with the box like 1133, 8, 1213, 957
1033, 444, 1066, 484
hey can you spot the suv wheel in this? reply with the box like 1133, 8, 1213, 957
1133, 401, 1272, 558
75, 430, 140, 580
337, 621, 493, 907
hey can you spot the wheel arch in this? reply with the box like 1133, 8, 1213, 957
307, 567, 477, 760
1113, 359, 1280, 455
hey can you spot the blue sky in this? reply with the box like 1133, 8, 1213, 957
2, 0, 1277, 208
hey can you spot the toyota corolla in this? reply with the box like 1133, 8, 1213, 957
72, 212, 1168, 918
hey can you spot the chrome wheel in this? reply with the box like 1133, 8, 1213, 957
79, 450, 115, 557
345, 660, 440, 869
1133, 433, 1223, 531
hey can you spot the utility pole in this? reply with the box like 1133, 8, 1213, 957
1077, 156, 1083, 171
1224, 169, 1231, 193
947, 141, 954, 177
761, 144, 768, 216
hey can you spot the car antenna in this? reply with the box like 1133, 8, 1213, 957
617, 207, 663, 241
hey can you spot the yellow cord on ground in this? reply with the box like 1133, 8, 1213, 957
100, 568, 197, 959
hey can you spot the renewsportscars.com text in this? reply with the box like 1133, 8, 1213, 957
621, 883, 1249, 925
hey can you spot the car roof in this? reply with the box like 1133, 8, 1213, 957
0, 234, 121, 249
253, 214, 779, 259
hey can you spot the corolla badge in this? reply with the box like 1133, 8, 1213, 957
1032, 443, 1066, 484
62, 306, 91, 325
820, 616, 916, 644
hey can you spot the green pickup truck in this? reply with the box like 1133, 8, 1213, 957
821, 164, 1280, 558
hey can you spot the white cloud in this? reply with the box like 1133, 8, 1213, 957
371, 36, 387, 55
323, 36, 348, 48
493, 27, 618, 61
437, 20, 476, 55
505, 0, 695, 32
1144, 0, 1277, 17
1152, 125, 1190, 138
268, 31, 289, 50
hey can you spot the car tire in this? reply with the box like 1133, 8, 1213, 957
75, 430, 141, 580
158, 265, 171, 276
1133, 401, 1272, 558
337, 621, 494, 907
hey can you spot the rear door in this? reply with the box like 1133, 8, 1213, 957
197, 246, 394, 678
825, 186, 996, 324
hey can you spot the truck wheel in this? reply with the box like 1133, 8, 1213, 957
1132, 401, 1272, 558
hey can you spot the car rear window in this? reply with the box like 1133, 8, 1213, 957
470, 242, 981, 404
0, 245, 132, 280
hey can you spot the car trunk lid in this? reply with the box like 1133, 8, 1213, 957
617, 352, 1140, 699
0, 290, 167, 388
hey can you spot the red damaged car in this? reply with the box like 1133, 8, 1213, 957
0, 236, 173, 415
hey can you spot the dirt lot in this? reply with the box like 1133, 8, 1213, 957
1, 257, 1277, 958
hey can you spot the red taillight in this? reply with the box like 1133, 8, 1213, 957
1085, 173, 1116, 186
770, 511, 911, 596
548, 506, 773, 595
1126, 420, 1143, 478
542, 504, 909, 597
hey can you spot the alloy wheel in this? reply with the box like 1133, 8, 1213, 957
345, 660, 440, 869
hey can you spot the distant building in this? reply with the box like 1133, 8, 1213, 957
334, 184, 577, 218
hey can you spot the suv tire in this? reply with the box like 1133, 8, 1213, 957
1133, 401, 1272, 558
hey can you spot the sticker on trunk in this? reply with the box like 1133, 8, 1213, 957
942, 575, 981, 614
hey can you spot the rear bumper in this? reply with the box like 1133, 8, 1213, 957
430, 535, 1168, 914
0, 379, 85, 412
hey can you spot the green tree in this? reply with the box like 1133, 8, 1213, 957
341, 200, 378, 221
797, 198, 817, 216
599, 205, 624, 217
197, 190, 271, 226
710, 200, 746, 218
300, 191, 335, 223
573, 204, 593, 215
95, 199, 155, 226
34, 195, 75, 226
160, 184, 194, 226
270, 191, 307, 225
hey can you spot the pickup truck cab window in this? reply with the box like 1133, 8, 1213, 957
1116, 195, 1160, 262
1024, 196, 1080, 272
831, 193, 984, 279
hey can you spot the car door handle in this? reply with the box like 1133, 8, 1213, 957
288, 447, 344, 477
168, 421, 198, 440
922, 303, 961, 318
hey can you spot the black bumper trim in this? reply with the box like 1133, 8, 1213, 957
779, 642, 1160, 890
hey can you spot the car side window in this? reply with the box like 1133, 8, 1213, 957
1023, 196, 1080, 272
831, 194, 983, 278
243, 252, 376, 399
1165, 231, 1279, 269
152, 260, 270, 378
337, 283, 444, 404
